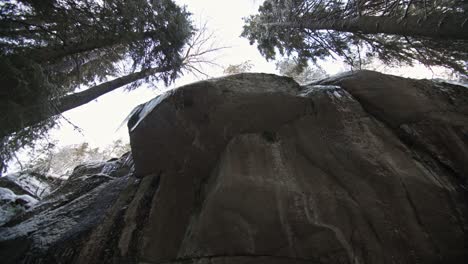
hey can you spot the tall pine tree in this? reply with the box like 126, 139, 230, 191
0, 0, 194, 173
242, 0, 467, 74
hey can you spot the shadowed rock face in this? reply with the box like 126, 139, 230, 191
0, 154, 135, 263
1, 71, 467, 263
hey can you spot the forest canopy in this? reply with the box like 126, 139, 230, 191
0, 0, 194, 173
242, 0, 468, 74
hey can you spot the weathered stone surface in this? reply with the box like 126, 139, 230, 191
316, 71, 468, 178
0, 171, 61, 199
1, 71, 467, 264
0, 153, 134, 263
125, 72, 467, 264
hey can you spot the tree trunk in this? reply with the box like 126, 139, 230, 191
56, 66, 166, 113
27, 30, 156, 63
1, 66, 168, 139
45, 49, 109, 74
28, 36, 125, 63
269, 13, 468, 40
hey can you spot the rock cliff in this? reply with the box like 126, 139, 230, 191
1, 71, 467, 263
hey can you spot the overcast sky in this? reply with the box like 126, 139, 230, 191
45, 0, 453, 151
47, 0, 271, 149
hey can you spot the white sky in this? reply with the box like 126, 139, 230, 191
41, 0, 458, 151
49, 0, 274, 149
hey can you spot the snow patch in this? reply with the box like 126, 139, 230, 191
0, 187, 16, 202
299, 85, 343, 96
129, 91, 173, 131
308, 85, 341, 90
333, 91, 343, 98
299, 84, 356, 103
0, 187, 38, 225
101, 162, 118, 175
0, 187, 38, 206
433, 79, 468, 89
299, 85, 341, 97
332, 89, 355, 100
3, 172, 53, 198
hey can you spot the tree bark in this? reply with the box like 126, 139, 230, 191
56, 67, 165, 113
28, 36, 124, 63
27, 30, 156, 63
1, 66, 169, 139
268, 13, 468, 40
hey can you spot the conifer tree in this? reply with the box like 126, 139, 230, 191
0, 0, 195, 173
242, 0, 468, 74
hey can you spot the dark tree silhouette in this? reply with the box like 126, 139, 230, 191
0, 1, 221, 173
242, 0, 467, 74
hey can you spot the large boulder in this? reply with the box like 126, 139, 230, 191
125, 72, 468, 264
1, 71, 467, 264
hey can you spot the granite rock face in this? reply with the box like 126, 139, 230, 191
127, 72, 468, 264
1, 71, 467, 263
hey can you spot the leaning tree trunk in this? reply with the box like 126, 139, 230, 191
0, 66, 169, 140
270, 13, 468, 40
56, 66, 167, 113
27, 31, 156, 63
28, 37, 124, 63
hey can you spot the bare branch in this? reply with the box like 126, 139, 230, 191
180, 19, 230, 79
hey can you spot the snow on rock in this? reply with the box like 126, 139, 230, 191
128, 91, 173, 132
333, 90, 343, 98
299, 84, 340, 96
1, 171, 59, 199
299, 84, 354, 101
433, 78, 468, 89
69, 155, 130, 180
0, 170, 63, 226
0, 187, 38, 204
0, 187, 38, 225
0, 153, 134, 262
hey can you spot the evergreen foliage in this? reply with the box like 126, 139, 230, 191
25, 140, 130, 177
0, 0, 194, 173
276, 58, 328, 84
223, 60, 254, 75
242, 0, 468, 75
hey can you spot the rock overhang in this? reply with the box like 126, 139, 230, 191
128, 73, 313, 177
